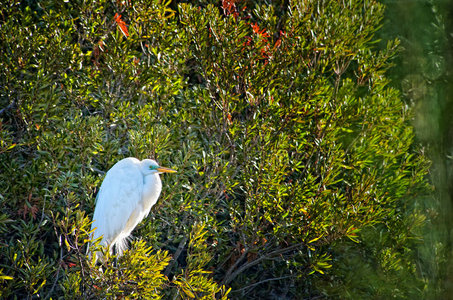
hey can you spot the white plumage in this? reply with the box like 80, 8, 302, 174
89, 157, 176, 261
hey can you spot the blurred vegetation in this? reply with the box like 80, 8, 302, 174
0, 0, 446, 298
379, 0, 453, 298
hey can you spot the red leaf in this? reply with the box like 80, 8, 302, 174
251, 22, 270, 38
222, 0, 239, 19
252, 22, 260, 34
113, 13, 129, 37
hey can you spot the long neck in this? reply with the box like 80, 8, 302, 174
142, 173, 162, 213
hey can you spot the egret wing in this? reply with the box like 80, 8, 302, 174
91, 159, 143, 248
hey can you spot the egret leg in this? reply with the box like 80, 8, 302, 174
112, 244, 123, 277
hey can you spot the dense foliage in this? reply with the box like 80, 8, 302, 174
0, 0, 433, 298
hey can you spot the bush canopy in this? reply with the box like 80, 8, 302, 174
0, 0, 432, 298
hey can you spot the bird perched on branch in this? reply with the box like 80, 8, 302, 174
89, 157, 176, 261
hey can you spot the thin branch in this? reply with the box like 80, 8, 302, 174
222, 242, 304, 286
0, 101, 16, 116
221, 246, 249, 286
45, 237, 63, 300
232, 275, 294, 294
164, 235, 188, 277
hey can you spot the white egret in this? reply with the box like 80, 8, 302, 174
89, 157, 176, 261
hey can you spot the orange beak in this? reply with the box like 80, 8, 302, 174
156, 166, 177, 173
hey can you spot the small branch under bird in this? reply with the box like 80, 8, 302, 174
89, 157, 176, 261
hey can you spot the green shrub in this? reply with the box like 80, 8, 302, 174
0, 0, 431, 298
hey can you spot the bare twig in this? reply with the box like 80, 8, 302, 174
164, 235, 188, 277
0, 101, 16, 116
45, 239, 64, 300
222, 242, 304, 286
221, 246, 249, 286
232, 275, 294, 294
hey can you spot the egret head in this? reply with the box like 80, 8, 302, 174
141, 159, 177, 175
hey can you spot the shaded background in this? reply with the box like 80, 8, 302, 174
381, 0, 453, 297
